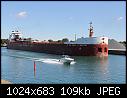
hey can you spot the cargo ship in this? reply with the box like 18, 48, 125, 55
7, 23, 108, 57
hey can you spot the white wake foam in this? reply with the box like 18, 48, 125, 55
35, 58, 63, 64
5, 54, 76, 65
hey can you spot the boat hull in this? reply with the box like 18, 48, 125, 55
7, 42, 108, 57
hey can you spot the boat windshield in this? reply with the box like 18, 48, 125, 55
62, 55, 69, 58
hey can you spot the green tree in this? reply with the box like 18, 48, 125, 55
1, 39, 8, 44
62, 38, 69, 42
48, 39, 53, 42
57, 40, 62, 42
119, 41, 126, 47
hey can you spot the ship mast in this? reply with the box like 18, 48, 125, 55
89, 22, 94, 37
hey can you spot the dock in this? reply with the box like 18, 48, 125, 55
1, 80, 11, 84
108, 49, 126, 55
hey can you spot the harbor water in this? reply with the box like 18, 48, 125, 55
1, 47, 126, 84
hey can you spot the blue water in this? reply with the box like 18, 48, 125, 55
1, 47, 126, 84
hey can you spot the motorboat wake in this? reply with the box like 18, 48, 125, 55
34, 55, 75, 65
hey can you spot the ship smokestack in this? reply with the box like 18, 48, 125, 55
89, 22, 94, 37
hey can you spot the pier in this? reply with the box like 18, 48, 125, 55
1, 80, 11, 84
108, 49, 126, 55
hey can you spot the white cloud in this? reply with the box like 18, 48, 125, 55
17, 11, 27, 18
117, 17, 123, 21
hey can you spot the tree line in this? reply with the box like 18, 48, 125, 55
48, 38, 69, 42
119, 41, 126, 47
1, 39, 8, 44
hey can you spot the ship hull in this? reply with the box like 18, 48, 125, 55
7, 42, 108, 57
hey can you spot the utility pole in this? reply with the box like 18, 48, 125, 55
75, 33, 77, 41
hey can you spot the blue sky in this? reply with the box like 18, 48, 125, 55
1, 1, 126, 41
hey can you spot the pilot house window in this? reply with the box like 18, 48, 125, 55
98, 48, 102, 52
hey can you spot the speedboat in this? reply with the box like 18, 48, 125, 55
59, 55, 74, 64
